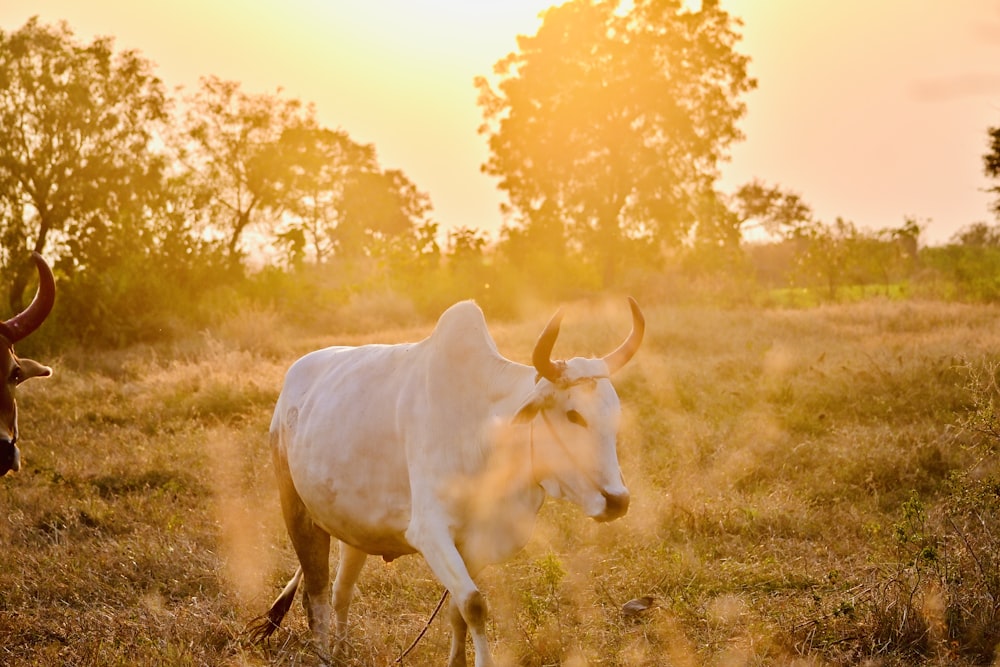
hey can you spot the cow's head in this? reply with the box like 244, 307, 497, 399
0, 253, 55, 477
515, 298, 644, 522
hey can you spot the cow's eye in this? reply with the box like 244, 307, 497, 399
9, 367, 21, 385
566, 410, 588, 428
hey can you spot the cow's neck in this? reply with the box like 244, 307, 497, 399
453, 432, 545, 567
451, 360, 545, 567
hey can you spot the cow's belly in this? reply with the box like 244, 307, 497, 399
307, 500, 416, 559
286, 414, 416, 559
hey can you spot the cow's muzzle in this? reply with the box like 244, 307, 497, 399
595, 490, 630, 522
0, 439, 20, 476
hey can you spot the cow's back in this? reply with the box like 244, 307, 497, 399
270, 301, 526, 559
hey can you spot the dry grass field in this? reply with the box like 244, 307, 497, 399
2, 297, 999, 666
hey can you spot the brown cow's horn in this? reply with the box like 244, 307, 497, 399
532, 308, 564, 383
1, 253, 55, 343
603, 297, 644, 375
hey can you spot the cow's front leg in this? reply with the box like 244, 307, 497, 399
407, 523, 495, 667
460, 588, 492, 667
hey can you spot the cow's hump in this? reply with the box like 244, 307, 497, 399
430, 300, 500, 359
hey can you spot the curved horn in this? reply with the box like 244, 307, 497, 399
1, 253, 55, 343
532, 308, 564, 383
603, 297, 644, 375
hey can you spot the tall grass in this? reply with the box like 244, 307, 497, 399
1, 297, 999, 665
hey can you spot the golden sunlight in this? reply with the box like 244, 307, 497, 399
2, 0, 993, 241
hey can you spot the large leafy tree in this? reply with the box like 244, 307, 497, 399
275, 124, 433, 266
337, 168, 431, 258
179, 76, 312, 267
277, 125, 377, 263
0, 17, 168, 309
476, 0, 755, 284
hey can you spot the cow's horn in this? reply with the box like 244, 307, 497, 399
1, 253, 55, 343
603, 297, 644, 375
532, 308, 564, 383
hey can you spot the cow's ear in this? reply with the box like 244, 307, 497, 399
513, 397, 542, 424
17, 358, 52, 383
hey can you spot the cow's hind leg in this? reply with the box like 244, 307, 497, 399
331, 541, 367, 657
273, 447, 332, 651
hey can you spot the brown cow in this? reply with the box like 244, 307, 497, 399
0, 253, 55, 476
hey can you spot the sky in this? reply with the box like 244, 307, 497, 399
1, 1, 999, 246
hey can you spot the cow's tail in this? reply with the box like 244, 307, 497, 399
246, 567, 303, 643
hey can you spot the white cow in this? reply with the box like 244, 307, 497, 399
251, 298, 644, 666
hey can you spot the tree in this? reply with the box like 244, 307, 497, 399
179, 76, 311, 267
732, 180, 814, 240
446, 226, 489, 268
851, 227, 911, 294
953, 221, 1000, 247
985, 125, 1000, 221
180, 85, 430, 272
791, 217, 860, 299
337, 168, 432, 259
385, 219, 441, 305
277, 125, 378, 263
476, 0, 755, 285
0, 17, 168, 310
55, 171, 228, 345
921, 221, 1000, 301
